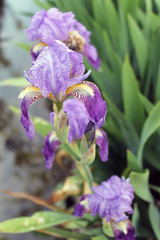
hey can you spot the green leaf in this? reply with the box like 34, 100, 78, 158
37, 227, 91, 240
91, 235, 109, 240
155, 63, 160, 102
10, 106, 52, 137
137, 101, 160, 166
102, 93, 139, 154
128, 14, 148, 77
122, 56, 145, 133
139, 93, 154, 114
33, 0, 52, 10
148, 204, 160, 239
33, 117, 53, 137
103, 0, 120, 51
129, 169, 153, 202
150, 184, 160, 193
0, 77, 27, 87
16, 43, 32, 52
0, 211, 78, 233
132, 203, 150, 237
127, 150, 142, 172
102, 218, 114, 237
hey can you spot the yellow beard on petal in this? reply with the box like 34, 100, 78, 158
65, 31, 86, 52
66, 83, 94, 99
18, 85, 43, 103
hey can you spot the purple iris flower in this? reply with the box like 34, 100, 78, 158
74, 175, 135, 240
19, 40, 107, 168
25, 8, 100, 70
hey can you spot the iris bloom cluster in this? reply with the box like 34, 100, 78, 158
74, 176, 135, 240
19, 8, 135, 240
19, 40, 108, 169
25, 8, 100, 70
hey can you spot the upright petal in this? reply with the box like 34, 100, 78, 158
18, 85, 43, 139
26, 8, 75, 43
25, 41, 71, 100
42, 131, 61, 169
25, 9, 46, 41
66, 81, 107, 127
95, 129, 109, 162
63, 98, 90, 142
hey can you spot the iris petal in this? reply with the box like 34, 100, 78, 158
18, 85, 43, 139
25, 41, 71, 100
66, 81, 107, 127
95, 129, 109, 162
111, 219, 135, 240
84, 44, 101, 70
31, 42, 48, 60
63, 98, 89, 142
42, 131, 61, 169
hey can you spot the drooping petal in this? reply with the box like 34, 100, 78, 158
42, 131, 61, 169
110, 219, 135, 240
18, 85, 43, 139
95, 129, 109, 162
63, 98, 90, 142
66, 81, 107, 127
25, 41, 71, 100
84, 44, 101, 70
31, 42, 48, 60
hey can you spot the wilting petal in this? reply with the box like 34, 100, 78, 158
88, 176, 134, 222
42, 131, 61, 169
63, 98, 89, 142
84, 44, 101, 70
26, 8, 75, 43
25, 41, 71, 100
31, 42, 48, 60
18, 85, 43, 139
66, 81, 107, 127
95, 129, 109, 162
74, 194, 89, 217
110, 219, 135, 240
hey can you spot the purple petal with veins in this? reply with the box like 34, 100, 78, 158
66, 81, 107, 127
18, 85, 43, 139
25, 41, 71, 100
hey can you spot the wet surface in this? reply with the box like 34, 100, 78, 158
0, 1, 71, 240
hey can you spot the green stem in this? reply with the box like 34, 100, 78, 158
62, 143, 93, 188
82, 165, 93, 188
